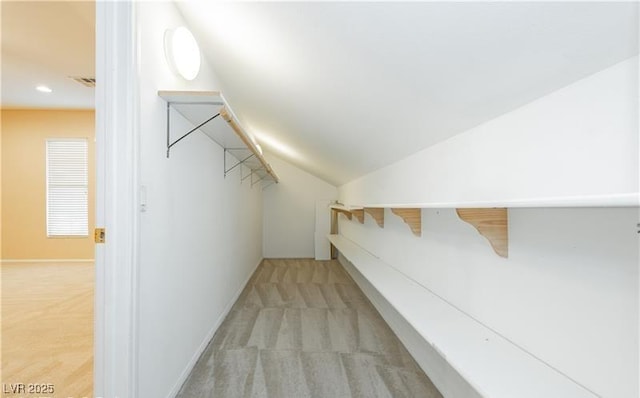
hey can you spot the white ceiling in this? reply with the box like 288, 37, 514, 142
178, 2, 638, 186
1, 2, 637, 186
1, 1, 95, 109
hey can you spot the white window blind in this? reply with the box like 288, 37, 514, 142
46, 139, 89, 237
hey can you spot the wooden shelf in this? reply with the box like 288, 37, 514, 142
456, 208, 508, 258
390, 208, 421, 237
158, 90, 279, 184
328, 234, 598, 398
364, 207, 384, 228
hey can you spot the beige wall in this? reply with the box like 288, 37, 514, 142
1, 109, 95, 260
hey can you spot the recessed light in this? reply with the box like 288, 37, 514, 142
36, 85, 52, 93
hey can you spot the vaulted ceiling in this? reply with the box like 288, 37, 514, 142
1, 2, 637, 187
178, 2, 638, 186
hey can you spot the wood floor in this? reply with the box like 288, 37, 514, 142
177, 258, 442, 398
1, 262, 93, 398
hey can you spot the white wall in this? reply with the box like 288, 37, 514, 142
341, 57, 638, 205
338, 58, 639, 398
135, 3, 263, 397
263, 154, 337, 258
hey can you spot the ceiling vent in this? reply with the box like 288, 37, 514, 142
69, 76, 96, 87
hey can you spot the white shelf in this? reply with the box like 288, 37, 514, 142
328, 234, 598, 398
158, 90, 225, 105
329, 204, 363, 211
348, 192, 639, 209
158, 90, 279, 184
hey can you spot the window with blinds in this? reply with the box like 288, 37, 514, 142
46, 139, 89, 237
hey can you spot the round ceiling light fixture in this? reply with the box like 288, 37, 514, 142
164, 26, 201, 81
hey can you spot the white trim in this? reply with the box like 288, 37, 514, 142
345, 192, 640, 210
165, 258, 264, 398
636, 20, 640, 398
1, 259, 94, 264
95, 2, 140, 398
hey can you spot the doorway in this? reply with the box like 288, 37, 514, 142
1, 2, 96, 397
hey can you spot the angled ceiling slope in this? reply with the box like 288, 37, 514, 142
179, 2, 637, 186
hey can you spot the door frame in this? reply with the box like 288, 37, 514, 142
94, 2, 140, 397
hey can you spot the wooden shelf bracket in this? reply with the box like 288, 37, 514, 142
351, 209, 364, 223
456, 208, 508, 258
332, 208, 352, 220
391, 208, 422, 237
364, 207, 384, 228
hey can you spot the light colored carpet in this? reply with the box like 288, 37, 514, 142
177, 258, 442, 398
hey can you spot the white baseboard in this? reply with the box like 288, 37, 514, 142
262, 256, 315, 259
1, 259, 94, 264
166, 257, 263, 398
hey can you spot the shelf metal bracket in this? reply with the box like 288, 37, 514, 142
242, 169, 254, 182
251, 173, 267, 187
241, 168, 261, 187
166, 102, 220, 158
262, 181, 276, 190
224, 149, 255, 178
